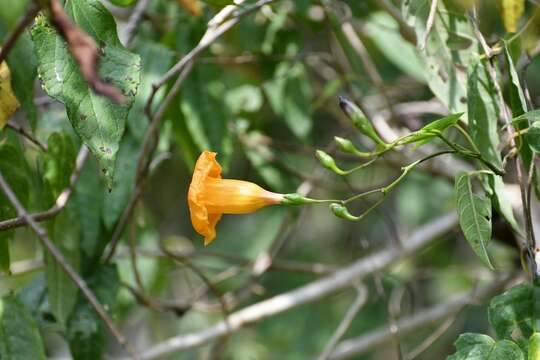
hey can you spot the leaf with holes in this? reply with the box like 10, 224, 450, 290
455, 173, 493, 269
31, 0, 140, 188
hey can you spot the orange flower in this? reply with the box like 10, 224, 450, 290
188, 151, 284, 245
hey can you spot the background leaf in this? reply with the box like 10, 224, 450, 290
0, 295, 46, 360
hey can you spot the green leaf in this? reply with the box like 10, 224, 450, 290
6, 31, 37, 128
102, 133, 138, 229
504, 41, 527, 117
264, 60, 313, 140
487, 175, 519, 232
455, 172, 493, 269
238, 125, 294, 192
489, 283, 540, 348
225, 85, 263, 114
0, 144, 29, 272
180, 64, 233, 168
364, 12, 425, 82
403, 0, 473, 115
45, 212, 80, 326
43, 132, 76, 198
0, 295, 46, 360
68, 160, 104, 260
127, 41, 174, 142
529, 333, 540, 360
448, 333, 524, 360
467, 56, 503, 167
527, 122, 540, 155
399, 113, 463, 145
67, 265, 120, 360
31, 0, 141, 188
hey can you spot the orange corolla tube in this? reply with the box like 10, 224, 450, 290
188, 151, 284, 245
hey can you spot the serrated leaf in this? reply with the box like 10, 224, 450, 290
45, 212, 80, 326
0, 61, 20, 129
468, 56, 503, 168
489, 283, 540, 348
448, 333, 524, 360
31, 0, 141, 188
498, 0, 525, 33
6, 31, 37, 128
455, 173, 493, 269
43, 132, 76, 198
0, 295, 46, 360
67, 265, 119, 360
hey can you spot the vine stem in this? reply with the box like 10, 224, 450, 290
342, 151, 456, 220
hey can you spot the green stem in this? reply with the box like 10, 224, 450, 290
343, 150, 456, 204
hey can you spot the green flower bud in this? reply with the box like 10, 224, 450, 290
338, 96, 387, 146
282, 193, 324, 205
334, 137, 356, 153
329, 203, 359, 221
316, 150, 346, 175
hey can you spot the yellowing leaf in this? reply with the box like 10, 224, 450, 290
0, 62, 20, 129
498, 0, 525, 33
175, 0, 202, 16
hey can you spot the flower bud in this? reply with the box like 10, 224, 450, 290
329, 203, 359, 221
338, 96, 387, 146
282, 193, 323, 205
316, 150, 346, 175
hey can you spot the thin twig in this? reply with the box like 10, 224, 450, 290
317, 285, 368, 360
420, 0, 438, 51
6, 121, 48, 151
123, 0, 152, 47
328, 273, 519, 360
0, 170, 139, 360
0, 147, 89, 231
137, 213, 457, 359
404, 315, 457, 360
0, 2, 41, 64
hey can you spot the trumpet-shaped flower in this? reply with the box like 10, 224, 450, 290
188, 151, 284, 245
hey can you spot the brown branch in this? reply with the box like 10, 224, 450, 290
0, 2, 41, 64
138, 212, 458, 359
6, 121, 48, 152
0, 170, 139, 360
123, 0, 152, 47
0, 146, 89, 231
329, 273, 520, 359
420, 0, 438, 51
48, 0, 124, 103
